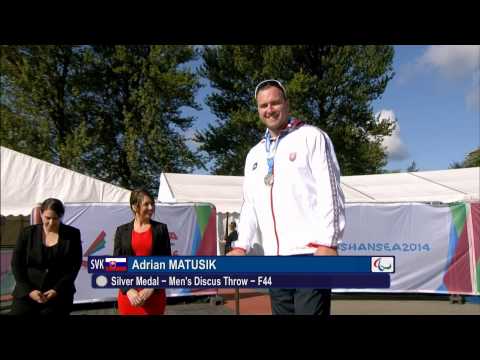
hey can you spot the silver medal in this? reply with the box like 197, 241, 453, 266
264, 173, 274, 186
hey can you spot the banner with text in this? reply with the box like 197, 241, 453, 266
63, 203, 217, 304
338, 202, 478, 295
3, 202, 478, 304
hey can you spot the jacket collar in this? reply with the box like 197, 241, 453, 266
263, 116, 305, 142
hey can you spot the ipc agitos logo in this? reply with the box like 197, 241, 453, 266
371, 257, 394, 273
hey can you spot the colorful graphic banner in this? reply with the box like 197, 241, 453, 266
63, 203, 217, 303
2, 201, 478, 305
338, 202, 479, 295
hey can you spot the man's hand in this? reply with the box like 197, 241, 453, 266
227, 248, 246, 256
29, 290, 47, 303
43, 289, 58, 301
314, 246, 338, 256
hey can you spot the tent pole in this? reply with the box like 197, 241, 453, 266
226, 212, 240, 315
235, 288, 240, 315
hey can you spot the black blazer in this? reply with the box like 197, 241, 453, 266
11, 223, 83, 299
113, 219, 171, 294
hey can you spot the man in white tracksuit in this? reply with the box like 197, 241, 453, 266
228, 79, 345, 315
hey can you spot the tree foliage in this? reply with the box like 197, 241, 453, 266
196, 45, 395, 175
1, 45, 202, 192
449, 148, 480, 168
407, 160, 419, 172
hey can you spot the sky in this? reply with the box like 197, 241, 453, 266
183, 45, 480, 174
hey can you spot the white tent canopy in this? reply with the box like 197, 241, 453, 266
1, 146, 131, 216
158, 172, 244, 213
158, 167, 480, 214
341, 169, 479, 203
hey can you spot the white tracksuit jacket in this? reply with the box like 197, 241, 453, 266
235, 122, 345, 256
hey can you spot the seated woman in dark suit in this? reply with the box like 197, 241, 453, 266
114, 188, 171, 315
10, 198, 83, 315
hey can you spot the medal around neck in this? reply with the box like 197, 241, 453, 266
264, 173, 274, 186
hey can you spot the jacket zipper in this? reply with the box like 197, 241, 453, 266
270, 168, 280, 255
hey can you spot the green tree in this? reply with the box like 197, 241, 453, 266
407, 160, 419, 172
449, 161, 465, 169
449, 148, 480, 168
1, 45, 202, 192
195, 45, 395, 175
464, 148, 480, 167
1, 45, 87, 164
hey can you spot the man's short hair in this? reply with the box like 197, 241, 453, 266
254, 79, 287, 100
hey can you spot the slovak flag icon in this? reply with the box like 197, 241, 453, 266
105, 257, 127, 272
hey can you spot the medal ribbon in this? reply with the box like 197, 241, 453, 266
264, 117, 294, 177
